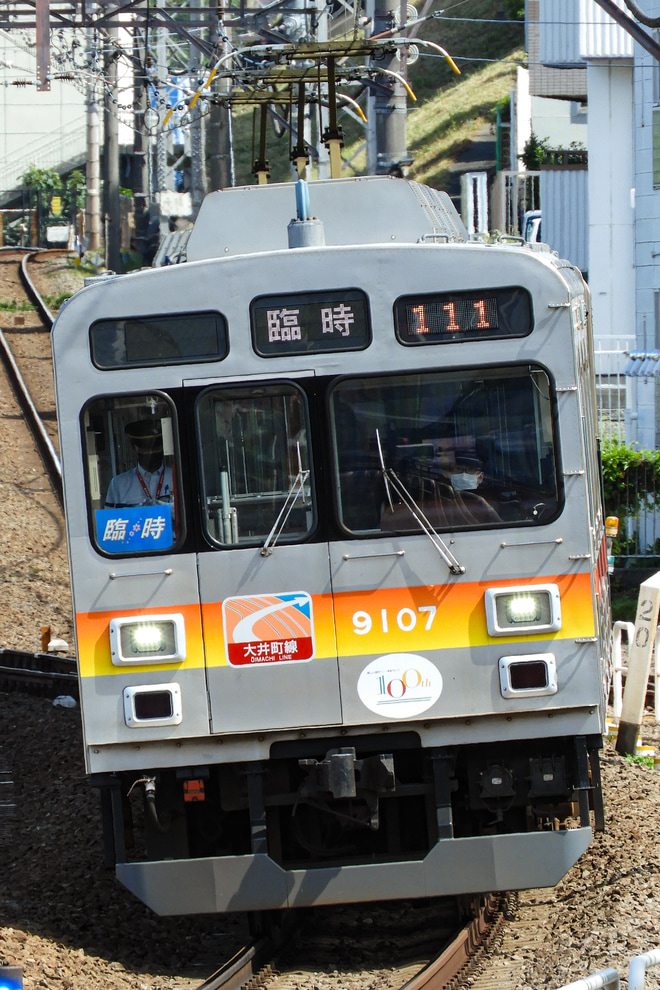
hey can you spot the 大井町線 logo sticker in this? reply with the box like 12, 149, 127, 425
357, 654, 443, 717
222, 592, 315, 666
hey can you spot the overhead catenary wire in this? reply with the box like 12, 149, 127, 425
0, 0, 535, 138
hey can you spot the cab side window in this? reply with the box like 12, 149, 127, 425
82, 393, 182, 554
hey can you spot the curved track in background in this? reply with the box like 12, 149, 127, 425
0, 248, 62, 501
0, 646, 78, 699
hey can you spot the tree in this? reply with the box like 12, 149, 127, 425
19, 165, 62, 193
521, 132, 551, 170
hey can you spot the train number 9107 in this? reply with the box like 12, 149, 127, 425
352, 606, 438, 635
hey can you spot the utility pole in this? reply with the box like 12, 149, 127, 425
207, 4, 234, 190
189, 0, 206, 213
314, 0, 330, 179
86, 92, 101, 250
103, 21, 121, 272
85, 8, 101, 251
132, 20, 149, 260
153, 0, 169, 235
369, 0, 409, 175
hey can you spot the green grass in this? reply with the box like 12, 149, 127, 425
625, 754, 654, 769
0, 300, 35, 312
43, 293, 73, 310
230, 0, 525, 191
406, 49, 525, 188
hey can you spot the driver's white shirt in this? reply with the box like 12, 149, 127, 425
105, 463, 174, 508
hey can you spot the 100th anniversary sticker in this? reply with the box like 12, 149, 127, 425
357, 653, 443, 717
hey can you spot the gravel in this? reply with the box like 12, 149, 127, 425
5, 691, 660, 990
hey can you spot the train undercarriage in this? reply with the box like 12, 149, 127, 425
96, 732, 604, 879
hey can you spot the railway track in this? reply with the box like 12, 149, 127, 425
194, 896, 512, 990
0, 646, 78, 699
0, 248, 63, 501
0, 248, 77, 678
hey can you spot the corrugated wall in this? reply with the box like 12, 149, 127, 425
579, 0, 633, 58
539, 0, 583, 66
537, 0, 632, 66
541, 168, 589, 273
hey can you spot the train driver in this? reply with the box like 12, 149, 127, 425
105, 419, 174, 510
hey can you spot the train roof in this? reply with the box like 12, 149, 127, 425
186, 175, 469, 261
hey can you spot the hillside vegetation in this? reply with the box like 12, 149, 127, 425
231, 0, 526, 191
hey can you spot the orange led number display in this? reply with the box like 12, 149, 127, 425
395, 287, 533, 345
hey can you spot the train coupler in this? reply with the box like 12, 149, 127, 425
298, 747, 396, 827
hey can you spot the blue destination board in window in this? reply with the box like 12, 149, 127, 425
96, 507, 174, 553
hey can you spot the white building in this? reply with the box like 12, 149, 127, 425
0, 30, 86, 201
528, 0, 660, 448
630, 0, 660, 447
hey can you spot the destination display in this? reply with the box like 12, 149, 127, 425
394, 286, 533, 344
90, 311, 228, 369
251, 289, 371, 356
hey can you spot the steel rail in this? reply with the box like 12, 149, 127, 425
20, 250, 56, 327
193, 896, 509, 990
196, 913, 300, 990
402, 893, 509, 990
0, 249, 63, 502
196, 940, 277, 990
0, 647, 78, 700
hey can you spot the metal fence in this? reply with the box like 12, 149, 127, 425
594, 336, 660, 561
610, 473, 660, 561
595, 335, 632, 443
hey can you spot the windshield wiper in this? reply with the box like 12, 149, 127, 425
261, 443, 310, 556
376, 430, 465, 576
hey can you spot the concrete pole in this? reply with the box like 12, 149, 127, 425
103, 23, 121, 272
154, 0, 169, 225
189, 0, 206, 212
86, 86, 101, 250
132, 21, 149, 259
616, 571, 660, 756
207, 7, 234, 189
85, 15, 101, 251
314, 0, 330, 180
371, 0, 408, 175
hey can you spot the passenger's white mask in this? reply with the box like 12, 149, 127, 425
451, 472, 480, 491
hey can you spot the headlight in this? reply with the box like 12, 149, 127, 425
484, 584, 561, 636
109, 613, 186, 665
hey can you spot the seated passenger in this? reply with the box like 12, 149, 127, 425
439, 454, 501, 525
105, 419, 174, 509
380, 453, 500, 531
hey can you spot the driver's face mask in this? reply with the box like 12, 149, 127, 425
134, 438, 163, 473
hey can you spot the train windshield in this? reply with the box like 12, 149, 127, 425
196, 382, 314, 547
330, 365, 561, 534
81, 393, 182, 554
